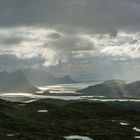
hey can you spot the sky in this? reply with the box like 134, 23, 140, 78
0, 0, 140, 81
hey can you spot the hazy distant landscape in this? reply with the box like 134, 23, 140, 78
0, 68, 139, 139
0, 0, 140, 139
0, 70, 140, 103
0, 63, 140, 140
0, 73, 140, 140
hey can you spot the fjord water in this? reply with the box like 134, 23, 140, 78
0, 82, 99, 102
0, 82, 140, 103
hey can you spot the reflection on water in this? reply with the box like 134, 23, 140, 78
89, 98, 140, 102
0, 82, 99, 102
0, 93, 140, 103
37, 82, 100, 94
0, 82, 140, 103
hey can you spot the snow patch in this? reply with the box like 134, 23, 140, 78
64, 135, 93, 140
133, 127, 140, 132
134, 136, 140, 139
120, 122, 129, 126
38, 110, 48, 113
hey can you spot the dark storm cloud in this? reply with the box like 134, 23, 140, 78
0, 0, 140, 33
0, 36, 24, 45
48, 32, 62, 39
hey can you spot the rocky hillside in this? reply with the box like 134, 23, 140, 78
0, 99, 139, 139
78, 80, 140, 97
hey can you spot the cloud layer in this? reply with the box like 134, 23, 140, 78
0, 0, 140, 80
0, 0, 140, 33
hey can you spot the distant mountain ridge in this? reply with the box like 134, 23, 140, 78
0, 70, 38, 93
22, 68, 76, 86
78, 80, 140, 97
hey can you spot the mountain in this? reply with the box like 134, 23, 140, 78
22, 68, 76, 86
0, 71, 38, 93
78, 80, 140, 97
126, 81, 140, 96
